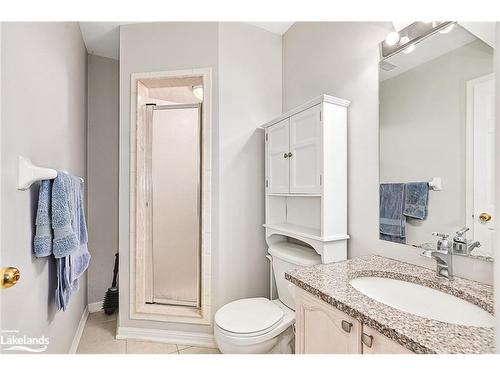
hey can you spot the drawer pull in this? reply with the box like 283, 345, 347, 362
341, 320, 353, 333
362, 333, 373, 348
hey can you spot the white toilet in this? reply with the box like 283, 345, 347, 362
214, 243, 321, 354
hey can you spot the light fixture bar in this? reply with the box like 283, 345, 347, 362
380, 21, 455, 60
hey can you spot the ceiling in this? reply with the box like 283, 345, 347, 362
79, 22, 294, 60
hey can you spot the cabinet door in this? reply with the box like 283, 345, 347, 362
361, 325, 413, 354
267, 118, 290, 193
295, 289, 361, 354
289, 105, 322, 193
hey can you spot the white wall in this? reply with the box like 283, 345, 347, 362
283, 22, 493, 284
380, 40, 493, 246
118, 22, 282, 336
119, 22, 219, 334
87, 54, 119, 305
0, 22, 88, 353
283, 21, 392, 259
218, 23, 282, 308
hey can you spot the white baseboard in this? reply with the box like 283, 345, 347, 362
88, 301, 103, 313
116, 326, 217, 348
69, 306, 89, 354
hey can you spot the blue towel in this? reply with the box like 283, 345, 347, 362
380, 183, 406, 244
52, 173, 80, 258
52, 172, 90, 310
68, 176, 90, 284
403, 182, 429, 220
33, 172, 90, 311
34, 180, 53, 257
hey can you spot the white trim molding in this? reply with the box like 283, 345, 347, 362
465, 73, 495, 236
68, 307, 89, 354
116, 326, 217, 348
88, 301, 103, 313
129, 68, 213, 325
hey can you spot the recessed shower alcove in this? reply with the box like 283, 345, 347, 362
130, 69, 212, 324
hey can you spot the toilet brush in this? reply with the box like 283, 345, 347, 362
102, 253, 119, 315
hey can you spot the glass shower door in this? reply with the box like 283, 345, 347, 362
146, 104, 201, 307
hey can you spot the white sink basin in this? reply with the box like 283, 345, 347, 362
349, 277, 494, 327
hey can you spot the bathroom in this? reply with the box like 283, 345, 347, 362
1, 0, 500, 372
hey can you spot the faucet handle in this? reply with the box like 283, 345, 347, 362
455, 227, 470, 236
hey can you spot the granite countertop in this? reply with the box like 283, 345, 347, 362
285, 255, 494, 354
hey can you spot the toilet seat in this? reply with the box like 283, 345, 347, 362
214, 299, 295, 353
215, 297, 284, 337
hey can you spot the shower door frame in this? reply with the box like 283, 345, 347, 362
130, 68, 212, 325
145, 103, 202, 308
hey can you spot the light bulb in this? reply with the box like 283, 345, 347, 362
385, 31, 400, 46
192, 86, 203, 101
438, 24, 454, 34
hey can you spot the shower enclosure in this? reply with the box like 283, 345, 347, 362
144, 103, 202, 307
131, 69, 212, 324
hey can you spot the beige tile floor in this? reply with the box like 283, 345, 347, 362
77, 311, 220, 354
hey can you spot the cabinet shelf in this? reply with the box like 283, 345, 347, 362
264, 223, 350, 243
263, 223, 321, 240
267, 193, 322, 197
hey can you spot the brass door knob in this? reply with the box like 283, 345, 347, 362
1, 267, 20, 289
479, 213, 492, 223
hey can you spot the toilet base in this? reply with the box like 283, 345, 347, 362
215, 326, 295, 354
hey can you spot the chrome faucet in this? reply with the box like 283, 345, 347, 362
452, 227, 469, 255
452, 227, 481, 255
421, 232, 453, 280
468, 240, 481, 253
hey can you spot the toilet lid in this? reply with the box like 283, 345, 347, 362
215, 298, 284, 334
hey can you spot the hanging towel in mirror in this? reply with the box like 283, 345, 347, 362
403, 182, 429, 220
379, 183, 406, 244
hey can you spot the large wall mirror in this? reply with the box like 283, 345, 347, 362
379, 22, 495, 260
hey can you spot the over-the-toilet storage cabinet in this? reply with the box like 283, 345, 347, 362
262, 95, 350, 263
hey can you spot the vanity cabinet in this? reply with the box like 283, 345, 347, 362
295, 287, 362, 354
295, 288, 412, 354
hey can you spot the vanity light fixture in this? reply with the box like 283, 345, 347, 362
438, 23, 455, 34
399, 36, 415, 54
380, 21, 455, 59
385, 31, 400, 46
403, 44, 416, 54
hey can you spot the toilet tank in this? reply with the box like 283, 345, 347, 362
268, 242, 321, 310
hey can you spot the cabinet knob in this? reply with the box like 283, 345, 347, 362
284, 153, 288, 158
361, 333, 373, 348
341, 320, 353, 333
288, 152, 293, 158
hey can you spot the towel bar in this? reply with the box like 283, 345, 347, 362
17, 156, 84, 190
428, 177, 442, 191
